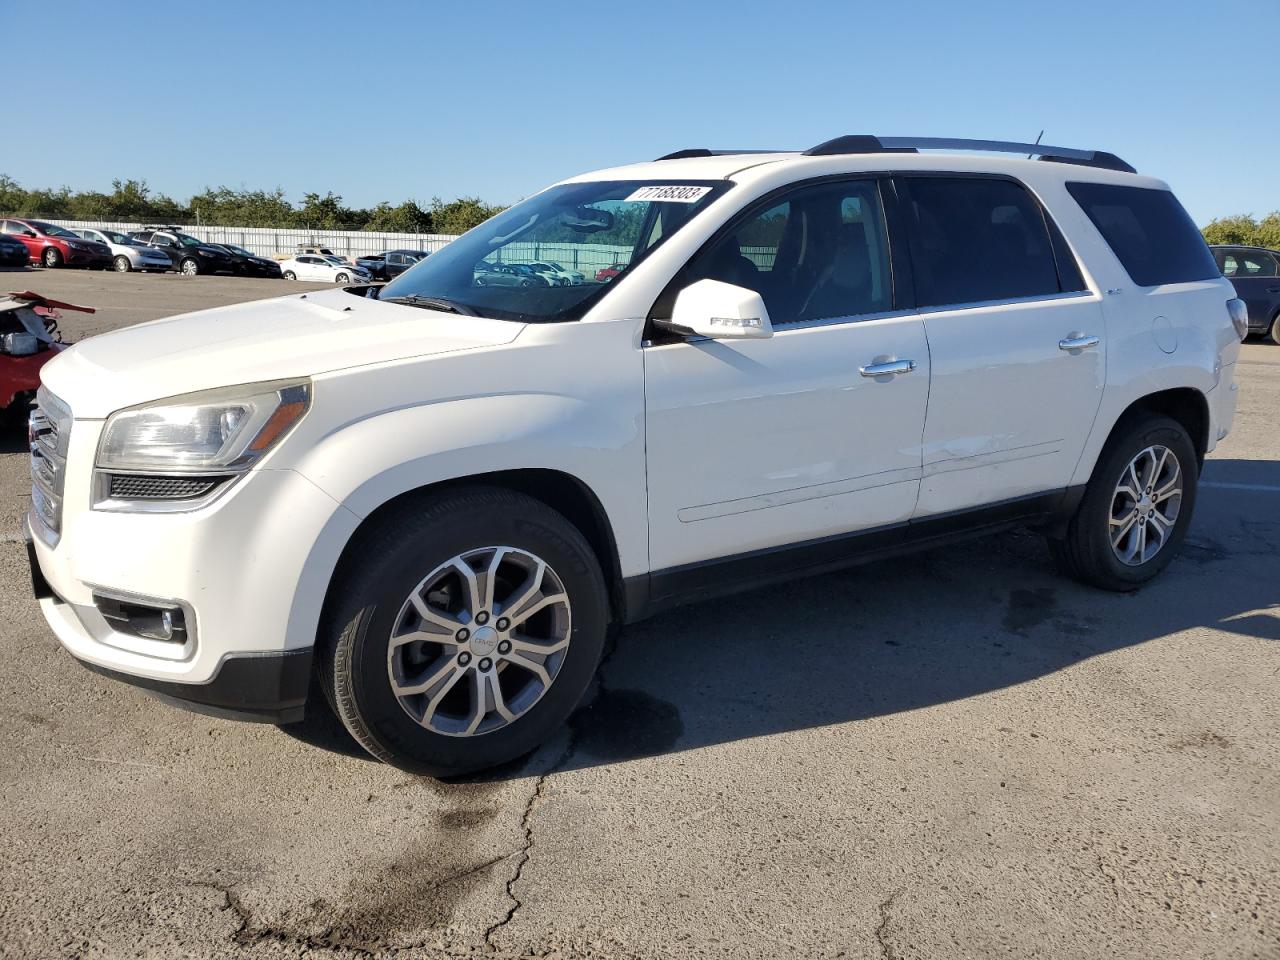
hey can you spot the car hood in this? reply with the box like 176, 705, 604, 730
39, 287, 526, 418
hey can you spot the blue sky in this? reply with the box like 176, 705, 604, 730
6, 0, 1275, 225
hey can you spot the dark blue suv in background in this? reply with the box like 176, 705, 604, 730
1212, 245, 1280, 343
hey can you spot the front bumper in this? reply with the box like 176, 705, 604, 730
77, 647, 313, 722
27, 418, 360, 713
65, 250, 111, 267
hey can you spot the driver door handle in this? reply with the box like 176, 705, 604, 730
859, 359, 916, 378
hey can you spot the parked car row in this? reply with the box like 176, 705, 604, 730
473, 259, 588, 287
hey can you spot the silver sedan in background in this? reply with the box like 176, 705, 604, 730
73, 228, 174, 273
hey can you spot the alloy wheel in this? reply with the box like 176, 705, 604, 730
386, 546, 572, 737
1110, 444, 1182, 566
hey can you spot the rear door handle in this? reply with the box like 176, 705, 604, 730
1267, 287, 1280, 293
1058, 335, 1100, 351
859, 359, 916, 378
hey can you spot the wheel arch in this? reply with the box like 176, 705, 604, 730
1112, 387, 1210, 467
320, 468, 628, 634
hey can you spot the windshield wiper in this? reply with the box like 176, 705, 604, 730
381, 294, 478, 317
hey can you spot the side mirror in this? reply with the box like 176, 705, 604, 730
657, 278, 773, 340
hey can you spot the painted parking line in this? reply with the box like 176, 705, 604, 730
1201, 481, 1280, 494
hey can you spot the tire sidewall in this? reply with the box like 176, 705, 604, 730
114, 255, 131, 273
1078, 416, 1198, 587
330, 496, 608, 775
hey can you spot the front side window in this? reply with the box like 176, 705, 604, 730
1066, 182, 1219, 287
378, 179, 729, 322
902, 177, 1063, 307
667, 179, 892, 325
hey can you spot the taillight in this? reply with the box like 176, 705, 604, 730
1227, 298, 1249, 341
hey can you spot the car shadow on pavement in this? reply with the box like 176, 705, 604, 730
281, 459, 1280, 777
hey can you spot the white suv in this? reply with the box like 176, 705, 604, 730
26, 136, 1245, 776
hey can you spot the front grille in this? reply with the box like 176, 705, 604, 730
29, 388, 72, 540
107, 474, 223, 501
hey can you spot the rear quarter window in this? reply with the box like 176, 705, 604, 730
1066, 182, 1218, 287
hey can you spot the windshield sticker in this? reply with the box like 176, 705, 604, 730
625, 185, 713, 203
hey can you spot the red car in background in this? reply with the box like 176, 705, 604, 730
595, 262, 625, 282
0, 218, 111, 269
0, 291, 79, 426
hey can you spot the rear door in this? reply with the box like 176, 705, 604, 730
644, 177, 930, 577
897, 175, 1105, 518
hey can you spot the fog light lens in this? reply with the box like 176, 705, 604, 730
93, 594, 188, 644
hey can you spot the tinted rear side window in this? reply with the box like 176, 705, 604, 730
1066, 182, 1218, 287
902, 177, 1063, 307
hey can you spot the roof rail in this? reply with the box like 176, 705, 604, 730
654, 148, 785, 161
803, 135, 1136, 173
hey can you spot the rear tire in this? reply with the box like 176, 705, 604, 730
1048, 413, 1197, 591
318, 487, 609, 777
1268, 311, 1280, 346
113, 255, 131, 273
283, 270, 296, 281
42, 247, 62, 268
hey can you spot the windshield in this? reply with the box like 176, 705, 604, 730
100, 230, 134, 244
378, 179, 729, 322
33, 222, 78, 238
224, 244, 252, 256
175, 233, 205, 247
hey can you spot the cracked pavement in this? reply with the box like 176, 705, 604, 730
1, 272, 1277, 959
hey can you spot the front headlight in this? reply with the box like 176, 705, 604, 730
97, 380, 310, 473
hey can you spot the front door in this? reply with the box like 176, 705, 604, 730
644, 178, 930, 580
895, 175, 1106, 517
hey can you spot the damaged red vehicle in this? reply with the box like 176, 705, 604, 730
0, 292, 82, 426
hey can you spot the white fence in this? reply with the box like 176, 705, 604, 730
39, 218, 637, 276
40, 219, 459, 261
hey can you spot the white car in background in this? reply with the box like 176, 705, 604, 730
73, 228, 173, 273
279, 255, 372, 283
529, 261, 586, 285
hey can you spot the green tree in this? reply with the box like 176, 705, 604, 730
1202, 212, 1280, 249
429, 196, 505, 235
365, 200, 433, 234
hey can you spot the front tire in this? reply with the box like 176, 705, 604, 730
180, 258, 199, 276
1268, 311, 1280, 346
113, 255, 131, 273
335, 272, 350, 283
1048, 413, 1197, 591
42, 247, 62, 268
319, 488, 609, 777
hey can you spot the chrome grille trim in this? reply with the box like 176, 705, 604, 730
28, 387, 71, 543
